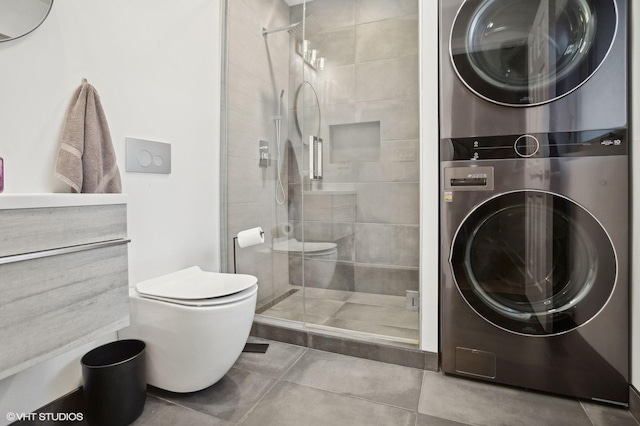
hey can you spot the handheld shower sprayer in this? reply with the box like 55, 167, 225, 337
274, 89, 286, 205
278, 89, 284, 118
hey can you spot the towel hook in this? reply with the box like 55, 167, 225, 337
82, 78, 88, 84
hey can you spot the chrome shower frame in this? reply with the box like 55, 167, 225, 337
262, 22, 301, 38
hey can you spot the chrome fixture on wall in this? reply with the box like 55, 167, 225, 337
262, 18, 325, 70
232, 226, 265, 273
262, 22, 301, 38
294, 81, 323, 181
298, 39, 325, 71
274, 90, 286, 204
258, 140, 270, 168
309, 135, 323, 180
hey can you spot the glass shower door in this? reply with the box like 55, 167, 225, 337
292, 0, 421, 343
225, 0, 421, 345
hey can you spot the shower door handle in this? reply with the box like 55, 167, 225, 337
309, 135, 323, 180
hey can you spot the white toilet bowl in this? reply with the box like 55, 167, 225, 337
119, 266, 257, 393
272, 238, 338, 288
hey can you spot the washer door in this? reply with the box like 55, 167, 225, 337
450, 191, 616, 336
450, 0, 617, 106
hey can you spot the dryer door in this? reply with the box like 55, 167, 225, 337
450, 0, 617, 106
450, 190, 616, 336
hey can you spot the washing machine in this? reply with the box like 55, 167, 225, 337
440, 0, 627, 138
440, 129, 629, 404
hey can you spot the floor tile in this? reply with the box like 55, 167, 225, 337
301, 286, 353, 301
74, 337, 640, 426
239, 381, 416, 426
418, 371, 592, 426
415, 413, 473, 426
346, 291, 407, 308
233, 337, 307, 379
131, 396, 231, 426
256, 288, 299, 313
331, 302, 419, 330
581, 401, 640, 426
149, 367, 276, 423
259, 287, 419, 341
282, 349, 423, 410
266, 294, 346, 323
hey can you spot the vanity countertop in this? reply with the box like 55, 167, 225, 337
0, 193, 127, 209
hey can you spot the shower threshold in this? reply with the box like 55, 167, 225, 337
251, 315, 436, 371
251, 286, 435, 370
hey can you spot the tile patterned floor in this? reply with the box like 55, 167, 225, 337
260, 287, 420, 341
132, 337, 640, 426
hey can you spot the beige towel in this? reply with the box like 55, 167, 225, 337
55, 80, 122, 193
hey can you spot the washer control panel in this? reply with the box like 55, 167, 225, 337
514, 135, 539, 157
443, 128, 626, 161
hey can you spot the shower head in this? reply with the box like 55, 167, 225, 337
290, 15, 322, 41
262, 22, 301, 38
263, 16, 322, 40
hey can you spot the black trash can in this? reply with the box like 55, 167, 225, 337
81, 339, 146, 426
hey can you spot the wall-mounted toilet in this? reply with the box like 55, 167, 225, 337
119, 266, 257, 393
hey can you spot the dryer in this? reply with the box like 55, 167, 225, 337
439, 0, 627, 138
440, 129, 629, 404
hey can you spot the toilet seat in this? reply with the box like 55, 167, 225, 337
272, 238, 337, 256
135, 266, 258, 307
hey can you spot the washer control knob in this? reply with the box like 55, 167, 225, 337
514, 134, 540, 157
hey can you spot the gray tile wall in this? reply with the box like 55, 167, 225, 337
226, 0, 292, 305
288, 0, 419, 296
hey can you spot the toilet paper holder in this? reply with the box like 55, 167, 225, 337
232, 227, 265, 273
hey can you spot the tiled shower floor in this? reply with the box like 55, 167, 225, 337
258, 286, 419, 342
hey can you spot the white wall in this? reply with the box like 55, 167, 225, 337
0, 0, 221, 421
631, 0, 639, 391
0, 0, 50, 39
419, 0, 439, 353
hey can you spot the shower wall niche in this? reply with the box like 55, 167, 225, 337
288, 0, 420, 297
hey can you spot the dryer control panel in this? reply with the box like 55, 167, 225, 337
444, 166, 494, 191
442, 128, 627, 161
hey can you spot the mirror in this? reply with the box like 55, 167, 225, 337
0, 0, 53, 42
294, 81, 321, 142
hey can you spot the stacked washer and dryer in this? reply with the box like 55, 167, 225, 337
439, 0, 629, 404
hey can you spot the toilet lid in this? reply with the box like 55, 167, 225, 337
133, 285, 257, 307
272, 238, 337, 255
135, 266, 257, 301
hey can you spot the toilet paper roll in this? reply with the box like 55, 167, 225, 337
236, 226, 265, 248
272, 222, 293, 238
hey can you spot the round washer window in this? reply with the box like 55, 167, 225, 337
450, 191, 616, 336
450, 0, 617, 106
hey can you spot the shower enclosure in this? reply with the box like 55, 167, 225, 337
221, 0, 420, 346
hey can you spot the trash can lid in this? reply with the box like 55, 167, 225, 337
135, 266, 257, 300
